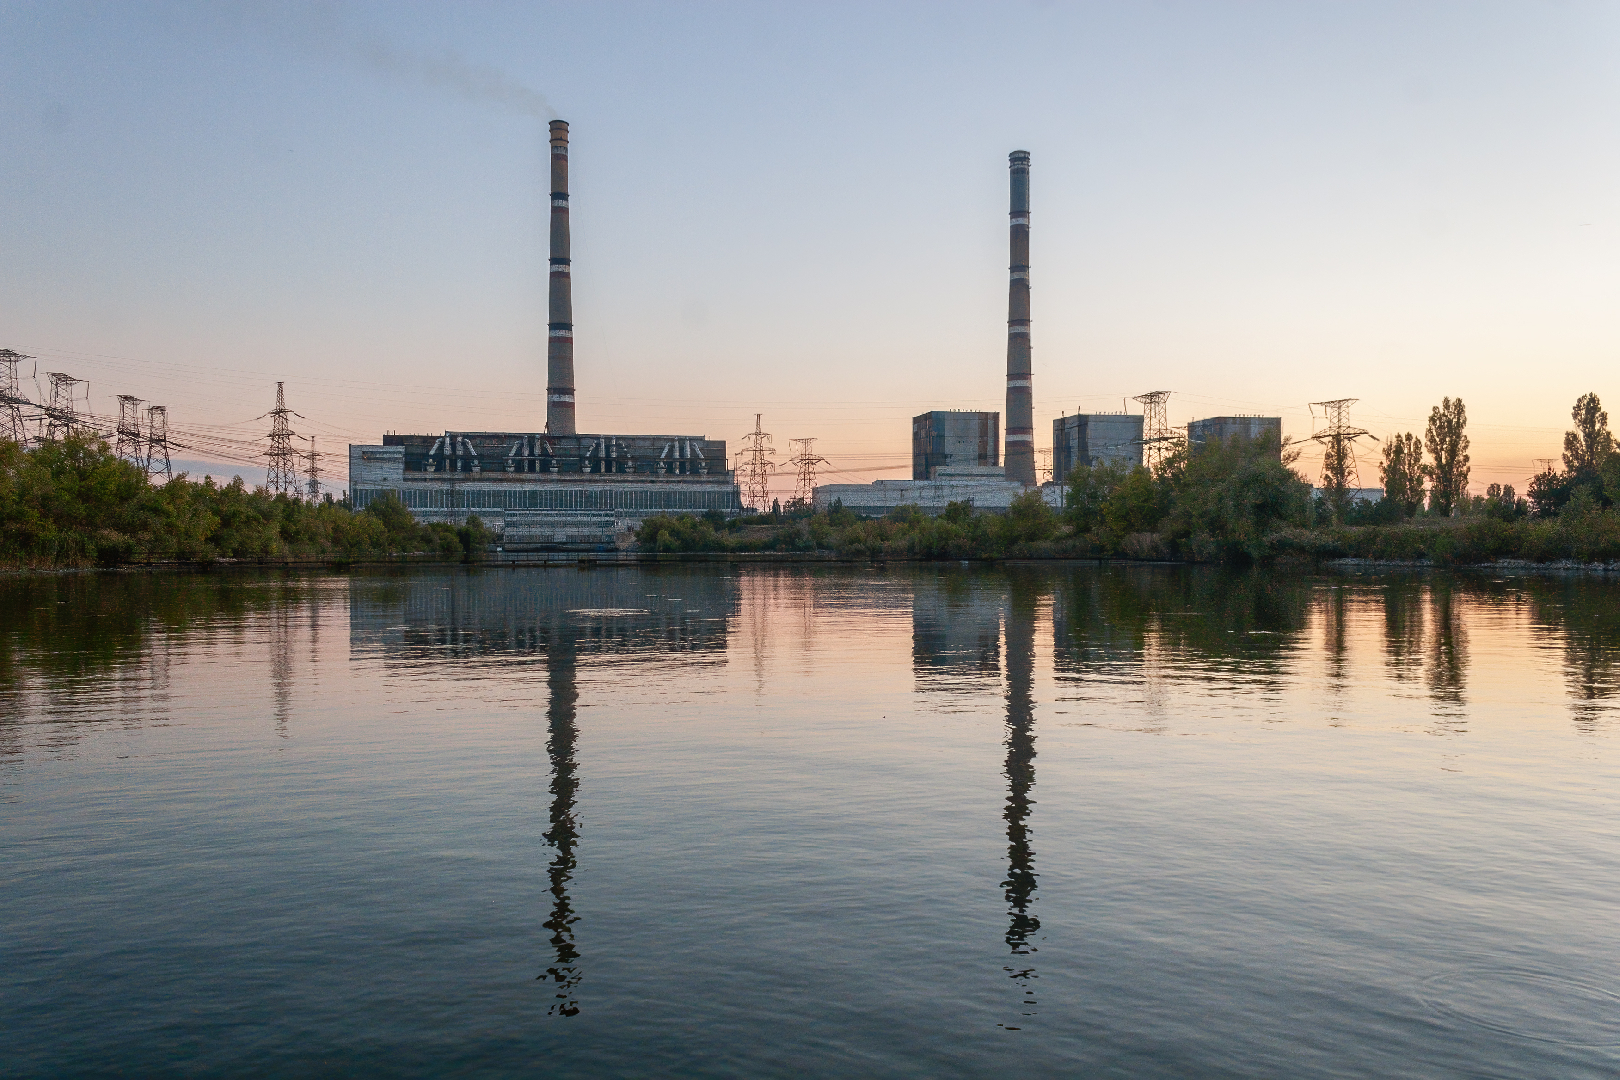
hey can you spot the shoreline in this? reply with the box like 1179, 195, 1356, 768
6, 551, 1620, 576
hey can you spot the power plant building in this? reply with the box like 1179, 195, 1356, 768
913, 411, 999, 480
1051, 413, 1144, 483
1187, 416, 1283, 459
348, 120, 741, 550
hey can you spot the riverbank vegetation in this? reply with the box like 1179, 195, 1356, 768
6, 392, 1620, 569
0, 436, 490, 568
641, 392, 1620, 566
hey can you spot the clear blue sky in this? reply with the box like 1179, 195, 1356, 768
2, 0, 1616, 492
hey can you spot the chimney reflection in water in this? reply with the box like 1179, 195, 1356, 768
1002, 577, 1040, 1016
540, 627, 582, 1015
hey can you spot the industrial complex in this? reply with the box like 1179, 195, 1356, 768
346, 123, 1289, 544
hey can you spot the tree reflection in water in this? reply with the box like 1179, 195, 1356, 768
1002, 573, 1040, 1018
1427, 579, 1468, 729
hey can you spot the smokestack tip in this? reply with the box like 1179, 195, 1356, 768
1009, 150, 1030, 167
549, 119, 569, 143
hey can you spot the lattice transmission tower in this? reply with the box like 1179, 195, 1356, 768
145, 406, 172, 481
1309, 398, 1376, 520
1133, 390, 1182, 472
0, 349, 31, 446
786, 438, 827, 507
304, 437, 322, 501
44, 373, 84, 440
737, 413, 776, 512
264, 382, 302, 495
115, 395, 146, 469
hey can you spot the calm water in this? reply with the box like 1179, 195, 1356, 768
3, 564, 1618, 1077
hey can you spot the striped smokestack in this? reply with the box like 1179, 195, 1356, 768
546, 120, 576, 435
1004, 149, 1035, 485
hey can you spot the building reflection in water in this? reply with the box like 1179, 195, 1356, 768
542, 627, 582, 1014
349, 567, 738, 1017
1002, 574, 1040, 1015
911, 569, 1042, 1020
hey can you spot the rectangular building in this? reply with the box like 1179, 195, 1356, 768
1187, 416, 1283, 460
349, 431, 741, 548
1052, 413, 1144, 484
913, 411, 999, 480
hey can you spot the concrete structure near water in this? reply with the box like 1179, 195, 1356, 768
913, 411, 999, 480
1188, 416, 1284, 459
1051, 413, 1144, 483
812, 475, 1046, 518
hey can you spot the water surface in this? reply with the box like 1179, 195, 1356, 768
3, 564, 1618, 1076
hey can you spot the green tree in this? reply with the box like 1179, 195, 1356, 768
1102, 466, 1169, 536
1379, 432, 1425, 517
1422, 397, 1470, 517
1160, 432, 1311, 561
1563, 392, 1614, 504
1318, 434, 1356, 524
1063, 461, 1128, 533
999, 490, 1058, 547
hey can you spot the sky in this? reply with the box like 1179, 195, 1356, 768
2, 0, 1617, 497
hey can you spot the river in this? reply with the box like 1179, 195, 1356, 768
2, 564, 1617, 1076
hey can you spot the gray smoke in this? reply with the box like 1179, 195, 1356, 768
203, 1, 558, 122
354, 39, 559, 121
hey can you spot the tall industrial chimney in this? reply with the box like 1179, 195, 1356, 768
1003, 149, 1035, 486
546, 120, 576, 435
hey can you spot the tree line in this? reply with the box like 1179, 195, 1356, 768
0, 436, 489, 568
5, 391, 1618, 568
640, 391, 1620, 564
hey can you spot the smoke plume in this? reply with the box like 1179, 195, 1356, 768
354, 40, 559, 121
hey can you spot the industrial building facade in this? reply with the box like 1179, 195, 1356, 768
350, 434, 739, 548
912, 411, 999, 480
1187, 416, 1283, 459
1051, 413, 1144, 483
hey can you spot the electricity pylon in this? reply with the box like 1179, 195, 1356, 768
263, 382, 302, 495
1133, 390, 1182, 472
304, 437, 322, 501
787, 438, 827, 506
44, 373, 84, 440
115, 395, 146, 469
145, 406, 172, 481
737, 414, 776, 512
0, 349, 31, 445
1310, 398, 1376, 521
